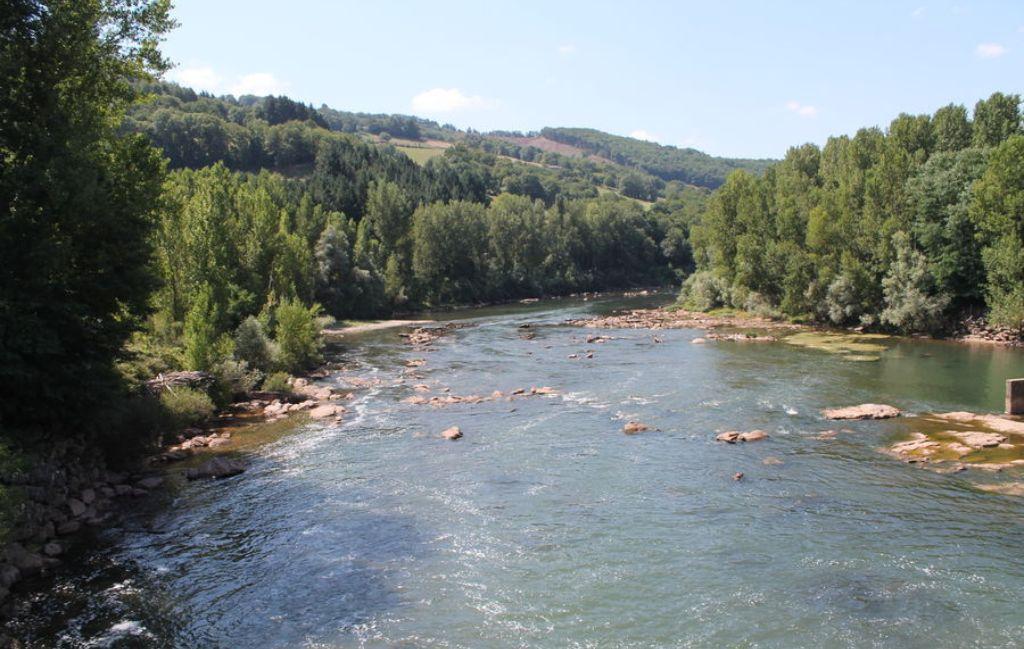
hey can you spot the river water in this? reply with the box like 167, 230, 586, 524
10, 295, 1024, 648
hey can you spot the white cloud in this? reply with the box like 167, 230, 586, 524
411, 88, 495, 113
166, 65, 222, 93
911, 6, 925, 18
558, 44, 577, 55
785, 100, 818, 118
165, 65, 289, 96
629, 129, 659, 142
229, 73, 288, 96
976, 42, 1007, 59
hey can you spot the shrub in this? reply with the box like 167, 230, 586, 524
94, 394, 168, 467
262, 371, 293, 395
234, 316, 273, 370
211, 359, 261, 405
742, 291, 777, 318
679, 271, 730, 311
274, 300, 323, 372
880, 232, 950, 333
160, 387, 215, 429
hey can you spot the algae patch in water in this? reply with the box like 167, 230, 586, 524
783, 331, 891, 361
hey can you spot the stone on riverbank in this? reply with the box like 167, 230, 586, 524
184, 457, 246, 480
823, 404, 901, 420
308, 404, 346, 420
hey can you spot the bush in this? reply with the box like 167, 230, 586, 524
160, 387, 215, 429
880, 232, 950, 333
274, 300, 323, 372
234, 316, 273, 370
262, 371, 293, 395
679, 271, 730, 311
211, 359, 261, 405
94, 394, 168, 467
742, 291, 777, 318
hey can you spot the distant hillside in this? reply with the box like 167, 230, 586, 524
540, 127, 773, 189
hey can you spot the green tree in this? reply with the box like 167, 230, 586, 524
183, 284, 219, 371
233, 316, 273, 371
972, 92, 1021, 148
932, 104, 972, 152
880, 232, 949, 333
0, 0, 174, 432
970, 135, 1024, 328
274, 300, 323, 372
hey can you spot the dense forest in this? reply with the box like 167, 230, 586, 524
682, 93, 1024, 334
540, 127, 773, 188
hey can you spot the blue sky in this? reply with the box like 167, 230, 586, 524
163, 1, 1023, 159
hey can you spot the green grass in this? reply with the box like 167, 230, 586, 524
597, 185, 655, 210
396, 145, 446, 165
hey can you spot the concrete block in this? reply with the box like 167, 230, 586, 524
1007, 379, 1024, 415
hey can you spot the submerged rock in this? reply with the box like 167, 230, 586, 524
822, 404, 902, 420
976, 482, 1024, 496
948, 430, 1007, 448
185, 457, 246, 480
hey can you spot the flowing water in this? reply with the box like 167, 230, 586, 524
10, 295, 1024, 648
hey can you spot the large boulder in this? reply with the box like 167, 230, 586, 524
184, 457, 246, 480
823, 404, 901, 420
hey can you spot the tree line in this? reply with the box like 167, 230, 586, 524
540, 127, 773, 189
683, 92, 1024, 333
1, 0, 701, 449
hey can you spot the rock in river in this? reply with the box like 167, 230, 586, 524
822, 403, 902, 420
716, 430, 768, 443
308, 404, 347, 420
185, 457, 246, 480
948, 431, 1007, 449
623, 421, 649, 434
441, 426, 463, 440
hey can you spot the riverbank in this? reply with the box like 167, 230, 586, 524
566, 305, 1024, 348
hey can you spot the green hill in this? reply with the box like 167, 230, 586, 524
540, 127, 772, 188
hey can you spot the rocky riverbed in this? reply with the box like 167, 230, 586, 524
6, 294, 1024, 647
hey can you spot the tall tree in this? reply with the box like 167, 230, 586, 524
0, 0, 174, 432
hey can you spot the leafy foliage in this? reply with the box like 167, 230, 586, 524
687, 93, 1023, 334
0, 0, 173, 434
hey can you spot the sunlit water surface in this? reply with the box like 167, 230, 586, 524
11, 295, 1024, 648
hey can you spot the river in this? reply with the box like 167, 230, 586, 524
10, 294, 1024, 647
